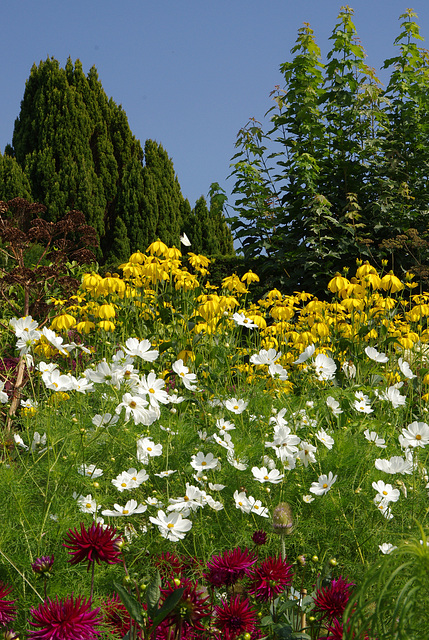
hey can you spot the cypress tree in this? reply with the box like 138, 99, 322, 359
0, 152, 32, 201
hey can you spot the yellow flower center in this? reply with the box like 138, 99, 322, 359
123, 509, 129, 514
416, 434, 422, 440
129, 401, 137, 408
234, 405, 239, 410
323, 483, 328, 489
149, 388, 155, 394
167, 523, 174, 528
264, 475, 269, 480
147, 447, 152, 452
383, 490, 388, 495
201, 461, 207, 466
121, 482, 127, 487
86, 503, 92, 509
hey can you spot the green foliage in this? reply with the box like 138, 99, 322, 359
4, 57, 234, 264
229, 7, 429, 293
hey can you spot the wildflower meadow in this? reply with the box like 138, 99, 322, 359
1, 239, 429, 639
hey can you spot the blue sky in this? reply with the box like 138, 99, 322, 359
2, 0, 429, 214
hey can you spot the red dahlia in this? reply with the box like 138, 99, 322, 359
313, 576, 354, 622
100, 593, 131, 637
63, 522, 122, 570
214, 596, 257, 640
252, 530, 267, 546
0, 582, 16, 628
28, 594, 102, 640
160, 578, 211, 632
247, 555, 293, 601
204, 547, 257, 587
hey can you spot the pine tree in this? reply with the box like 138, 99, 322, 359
0, 152, 32, 201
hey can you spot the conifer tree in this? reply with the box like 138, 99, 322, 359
5, 57, 234, 263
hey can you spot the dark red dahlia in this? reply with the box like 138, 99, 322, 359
214, 596, 257, 640
204, 547, 257, 587
252, 530, 267, 546
160, 578, 210, 632
247, 555, 293, 601
31, 556, 54, 575
63, 522, 122, 570
28, 594, 102, 639
154, 551, 184, 577
0, 582, 16, 628
313, 576, 354, 622
100, 594, 131, 637
318, 617, 344, 640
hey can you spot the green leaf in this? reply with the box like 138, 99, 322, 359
113, 581, 145, 628
145, 570, 161, 619
148, 588, 184, 632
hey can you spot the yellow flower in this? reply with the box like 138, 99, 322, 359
129, 251, 145, 264
82, 272, 102, 292
76, 320, 95, 334
147, 239, 169, 257
381, 272, 404, 293
327, 273, 350, 294
187, 253, 211, 270
355, 262, 378, 278
97, 320, 116, 332
98, 304, 116, 320
51, 314, 76, 331
241, 270, 260, 284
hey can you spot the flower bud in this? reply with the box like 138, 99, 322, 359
272, 502, 293, 535
297, 555, 306, 566
31, 555, 54, 576
329, 557, 337, 567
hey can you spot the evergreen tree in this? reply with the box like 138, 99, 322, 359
6, 57, 234, 263
0, 152, 32, 201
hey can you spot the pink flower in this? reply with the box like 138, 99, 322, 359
204, 547, 257, 587
0, 582, 16, 628
247, 555, 293, 601
214, 596, 257, 640
28, 595, 102, 639
63, 522, 122, 570
313, 575, 354, 622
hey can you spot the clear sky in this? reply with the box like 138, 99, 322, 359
2, 0, 429, 214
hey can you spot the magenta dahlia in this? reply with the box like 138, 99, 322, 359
204, 547, 257, 587
31, 556, 54, 576
252, 530, 267, 546
313, 575, 354, 622
63, 522, 122, 570
160, 578, 211, 632
100, 593, 131, 637
154, 551, 185, 577
0, 582, 16, 628
214, 596, 257, 640
247, 555, 293, 601
28, 594, 102, 639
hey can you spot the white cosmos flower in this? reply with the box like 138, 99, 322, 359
112, 468, 149, 492
294, 344, 315, 364
269, 408, 288, 428
216, 418, 235, 433
401, 421, 429, 448
41, 327, 69, 355
136, 437, 163, 464
149, 510, 192, 541
37, 362, 58, 374
313, 354, 336, 381
190, 452, 219, 472
227, 451, 248, 470
116, 393, 158, 426
269, 363, 289, 380
168, 393, 185, 404
138, 371, 169, 408
234, 490, 252, 513
122, 338, 159, 362
209, 482, 226, 491
375, 455, 412, 475
92, 413, 119, 428
232, 312, 258, 329
42, 370, 74, 392
0, 382, 8, 404
251, 466, 284, 483
213, 432, 234, 451
78, 464, 103, 479
353, 391, 373, 413
167, 483, 205, 515
303, 494, 315, 503
84, 361, 120, 386
316, 429, 335, 450
398, 357, 416, 379
372, 480, 400, 505
326, 396, 343, 415
172, 359, 198, 391
30, 432, 47, 453
380, 386, 406, 409
247, 496, 269, 517
224, 398, 248, 414
365, 346, 389, 363
309, 471, 337, 496
74, 493, 98, 514
10, 316, 40, 338
375, 501, 394, 519
295, 442, 317, 467
102, 499, 147, 517
154, 470, 177, 478
342, 361, 356, 378
13, 434, 28, 450
364, 430, 386, 448
250, 348, 282, 366
379, 543, 398, 554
